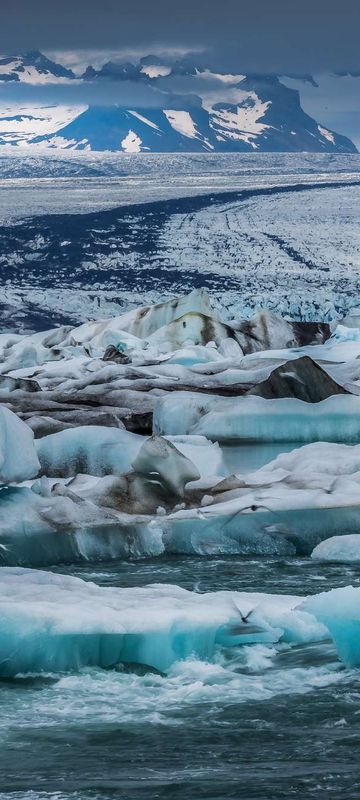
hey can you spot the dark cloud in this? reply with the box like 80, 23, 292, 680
0, 80, 168, 107
1, 0, 360, 73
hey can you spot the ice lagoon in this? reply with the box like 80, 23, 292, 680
2, 155, 360, 797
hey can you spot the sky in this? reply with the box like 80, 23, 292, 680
1, 0, 360, 75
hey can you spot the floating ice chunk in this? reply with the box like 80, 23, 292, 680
36, 425, 144, 477
0, 326, 72, 375
165, 502, 360, 558
0, 483, 165, 566
302, 587, 360, 667
67, 289, 216, 348
258, 441, 360, 478
166, 435, 224, 479
333, 324, 360, 342
233, 309, 330, 354
154, 392, 360, 443
311, 534, 360, 563
0, 568, 326, 677
164, 345, 225, 366
0, 407, 40, 483
132, 436, 200, 497
146, 312, 238, 353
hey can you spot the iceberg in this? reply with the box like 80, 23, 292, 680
35, 425, 222, 482
154, 392, 360, 443
70, 289, 216, 345
232, 309, 330, 354
0, 406, 40, 483
302, 587, 360, 667
132, 435, 200, 497
0, 483, 166, 566
311, 534, 360, 563
146, 312, 239, 353
36, 425, 144, 477
0, 568, 327, 677
3, 438, 360, 566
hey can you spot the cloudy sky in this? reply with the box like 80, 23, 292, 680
1, 0, 359, 147
1, 0, 360, 74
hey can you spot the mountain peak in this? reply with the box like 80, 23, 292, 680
0, 50, 75, 82
0, 49, 357, 153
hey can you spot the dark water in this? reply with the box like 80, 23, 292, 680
1, 555, 360, 800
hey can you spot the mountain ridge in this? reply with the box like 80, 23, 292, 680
0, 50, 357, 153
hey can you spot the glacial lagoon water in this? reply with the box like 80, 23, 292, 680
2, 555, 360, 800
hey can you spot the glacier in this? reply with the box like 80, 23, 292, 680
2, 155, 360, 333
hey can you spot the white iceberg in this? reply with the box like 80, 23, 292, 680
0, 406, 40, 483
311, 534, 360, 563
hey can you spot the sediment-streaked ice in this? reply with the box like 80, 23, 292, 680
36, 425, 144, 478
1, 290, 360, 566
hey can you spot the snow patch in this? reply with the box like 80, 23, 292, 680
121, 129, 142, 153
318, 125, 335, 145
196, 69, 246, 84
140, 64, 172, 78
164, 110, 198, 139
128, 110, 161, 130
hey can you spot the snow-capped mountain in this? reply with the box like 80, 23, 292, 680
0, 50, 76, 83
0, 51, 357, 152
